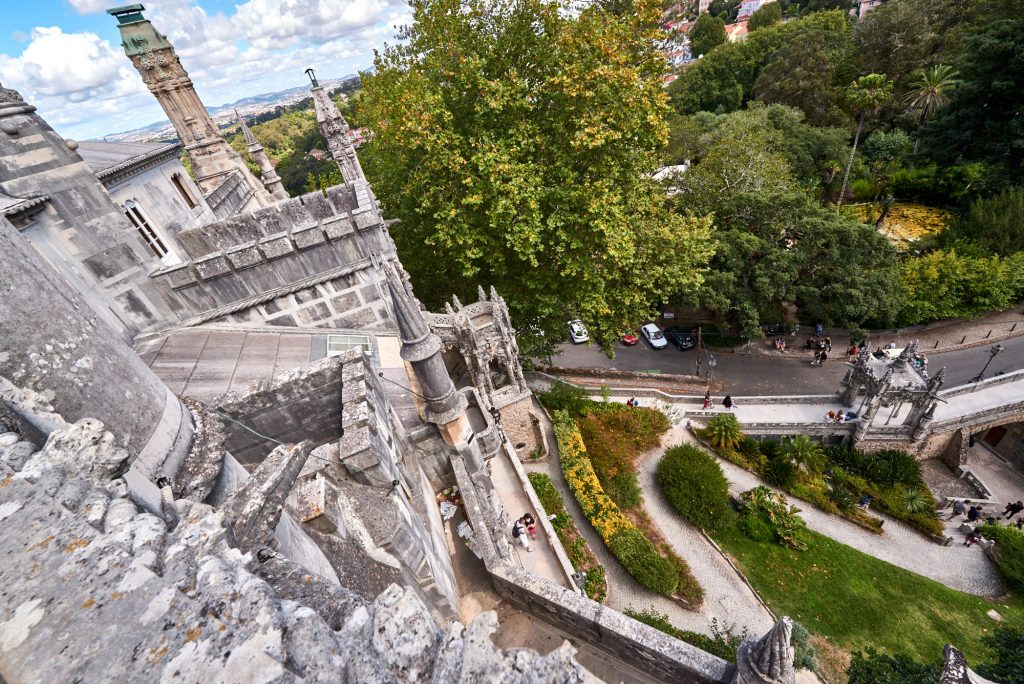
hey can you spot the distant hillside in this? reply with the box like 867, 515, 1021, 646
98, 75, 359, 143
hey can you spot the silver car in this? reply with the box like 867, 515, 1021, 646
641, 323, 668, 349
568, 319, 589, 344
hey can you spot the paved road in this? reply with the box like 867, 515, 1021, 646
549, 334, 1024, 395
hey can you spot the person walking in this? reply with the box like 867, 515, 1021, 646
723, 394, 735, 411
819, 350, 828, 365
702, 391, 713, 410
1004, 501, 1024, 520
812, 350, 821, 366
512, 517, 533, 552
948, 499, 966, 520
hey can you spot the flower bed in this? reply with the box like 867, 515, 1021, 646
527, 472, 608, 602
553, 410, 703, 604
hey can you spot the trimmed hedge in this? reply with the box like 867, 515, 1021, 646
657, 444, 734, 532
624, 608, 739, 662
554, 410, 701, 601
978, 524, 1024, 590
527, 471, 608, 602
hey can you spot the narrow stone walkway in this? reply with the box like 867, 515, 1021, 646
667, 426, 1004, 598
525, 411, 775, 638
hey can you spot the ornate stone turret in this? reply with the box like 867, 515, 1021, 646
385, 261, 469, 444
108, 4, 272, 214
306, 67, 365, 185
940, 644, 997, 684
236, 109, 289, 201
732, 616, 795, 684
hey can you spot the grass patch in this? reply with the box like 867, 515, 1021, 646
624, 608, 745, 662
527, 472, 607, 602
712, 524, 1024, 663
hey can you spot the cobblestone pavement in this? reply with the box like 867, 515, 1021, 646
525, 416, 775, 638
665, 426, 1005, 598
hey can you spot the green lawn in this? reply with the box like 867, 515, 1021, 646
713, 525, 1024, 663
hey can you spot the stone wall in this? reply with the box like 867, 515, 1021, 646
499, 395, 546, 457
0, 420, 594, 682
217, 356, 345, 468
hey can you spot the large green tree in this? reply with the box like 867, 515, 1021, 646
359, 0, 713, 355
689, 13, 727, 58
669, 10, 850, 116
747, 1, 781, 31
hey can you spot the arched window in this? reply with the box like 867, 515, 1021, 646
171, 172, 198, 209
123, 200, 177, 265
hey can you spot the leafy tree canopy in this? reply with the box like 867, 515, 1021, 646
358, 0, 714, 356
669, 10, 851, 116
747, 1, 781, 31
689, 13, 727, 58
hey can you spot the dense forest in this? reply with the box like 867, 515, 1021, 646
662, 0, 1024, 336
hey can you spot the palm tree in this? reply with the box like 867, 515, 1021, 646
838, 74, 893, 207
780, 435, 825, 476
903, 65, 960, 159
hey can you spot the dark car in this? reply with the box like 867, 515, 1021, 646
664, 326, 696, 351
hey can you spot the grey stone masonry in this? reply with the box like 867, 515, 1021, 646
148, 183, 394, 333
0, 410, 596, 682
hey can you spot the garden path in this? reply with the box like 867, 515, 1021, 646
661, 425, 1005, 598
525, 414, 775, 638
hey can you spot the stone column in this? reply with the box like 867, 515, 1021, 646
0, 216, 192, 481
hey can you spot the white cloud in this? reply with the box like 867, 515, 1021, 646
1, 0, 411, 138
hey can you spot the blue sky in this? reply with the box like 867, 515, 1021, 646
0, 0, 410, 139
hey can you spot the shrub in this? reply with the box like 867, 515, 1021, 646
554, 411, 693, 599
578, 405, 670, 510
791, 620, 817, 672
902, 488, 933, 515
741, 486, 808, 550
527, 472, 564, 517
977, 625, 1024, 684
871, 450, 925, 489
763, 457, 798, 488
609, 528, 679, 595
847, 649, 941, 684
706, 413, 744, 451
978, 524, 1024, 589
657, 444, 734, 532
624, 609, 739, 662
827, 481, 858, 513
539, 382, 594, 418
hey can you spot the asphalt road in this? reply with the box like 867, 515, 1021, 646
547, 334, 1024, 396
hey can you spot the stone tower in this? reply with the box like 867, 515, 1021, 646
108, 4, 273, 216
306, 68, 365, 185
385, 261, 470, 445
235, 109, 289, 201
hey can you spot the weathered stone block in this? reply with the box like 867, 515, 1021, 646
163, 263, 199, 289
336, 307, 378, 329
294, 286, 323, 304
331, 292, 360, 314
292, 225, 327, 250
259, 233, 295, 260
225, 244, 263, 271
323, 216, 355, 241
295, 302, 331, 325
352, 210, 380, 231
194, 253, 232, 280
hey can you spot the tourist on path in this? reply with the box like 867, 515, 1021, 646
967, 506, 982, 523
512, 517, 533, 552
1004, 501, 1024, 519
948, 499, 966, 520
723, 395, 735, 411
702, 391, 713, 410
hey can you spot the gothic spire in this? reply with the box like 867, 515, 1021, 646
732, 616, 795, 684
234, 109, 288, 201
307, 67, 365, 185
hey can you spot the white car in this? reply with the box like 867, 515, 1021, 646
641, 323, 668, 349
567, 320, 589, 344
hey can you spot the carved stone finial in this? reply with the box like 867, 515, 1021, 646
732, 616, 795, 684
939, 644, 998, 684
451, 294, 463, 310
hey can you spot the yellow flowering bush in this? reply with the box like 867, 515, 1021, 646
553, 410, 683, 597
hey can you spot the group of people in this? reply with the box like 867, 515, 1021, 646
512, 513, 538, 552
626, 397, 640, 408
824, 410, 858, 424
701, 391, 736, 411
773, 337, 786, 351
947, 499, 1024, 546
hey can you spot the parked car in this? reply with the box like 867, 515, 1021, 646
664, 326, 696, 351
640, 323, 668, 349
621, 330, 639, 346
567, 319, 589, 344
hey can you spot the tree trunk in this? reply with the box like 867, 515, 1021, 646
837, 115, 864, 208
909, 110, 926, 170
